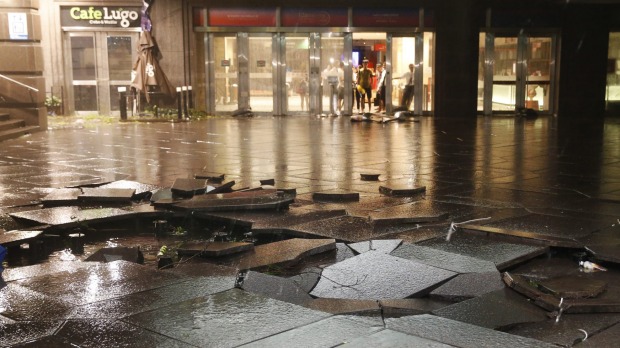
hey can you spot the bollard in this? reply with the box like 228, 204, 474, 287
118, 86, 127, 120
176, 87, 182, 120
182, 86, 189, 118
188, 85, 194, 109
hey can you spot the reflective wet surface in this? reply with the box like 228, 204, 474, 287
1, 115, 620, 346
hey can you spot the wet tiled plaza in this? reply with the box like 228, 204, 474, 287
1, 115, 620, 347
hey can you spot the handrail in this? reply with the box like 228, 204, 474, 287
0, 73, 39, 92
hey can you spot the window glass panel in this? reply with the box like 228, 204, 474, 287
71, 36, 96, 80
108, 36, 133, 81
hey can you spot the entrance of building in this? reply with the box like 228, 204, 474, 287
479, 32, 556, 115
65, 31, 139, 115
204, 31, 434, 116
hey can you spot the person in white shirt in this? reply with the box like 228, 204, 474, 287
375, 63, 387, 113
394, 63, 415, 109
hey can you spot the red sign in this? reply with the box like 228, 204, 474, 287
353, 9, 419, 27
281, 8, 348, 27
374, 43, 386, 51
208, 8, 276, 27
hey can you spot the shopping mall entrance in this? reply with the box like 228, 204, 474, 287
203, 31, 435, 116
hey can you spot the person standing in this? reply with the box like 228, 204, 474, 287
357, 58, 374, 113
352, 65, 361, 113
297, 75, 309, 111
394, 63, 415, 109
375, 63, 386, 113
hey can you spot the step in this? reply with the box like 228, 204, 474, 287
0, 119, 26, 132
0, 125, 40, 142
0, 113, 9, 121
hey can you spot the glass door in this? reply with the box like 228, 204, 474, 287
248, 34, 273, 113
284, 35, 310, 114
212, 34, 238, 113
319, 35, 346, 115
68, 34, 98, 114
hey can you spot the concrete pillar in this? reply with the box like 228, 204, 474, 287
0, 0, 46, 128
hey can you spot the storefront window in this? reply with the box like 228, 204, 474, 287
71, 36, 96, 80
607, 32, 620, 111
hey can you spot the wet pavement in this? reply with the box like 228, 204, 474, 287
0, 115, 620, 347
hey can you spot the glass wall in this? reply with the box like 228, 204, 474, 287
70, 35, 97, 111
213, 35, 237, 113
607, 32, 620, 111
320, 36, 345, 114
248, 35, 273, 112
285, 36, 310, 113
422, 32, 434, 112
391, 37, 416, 110
525, 37, 552, 112
492, 37, 518, 111
108, 36, 134, 111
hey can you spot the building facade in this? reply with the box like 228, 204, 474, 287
2, 0, 619, 126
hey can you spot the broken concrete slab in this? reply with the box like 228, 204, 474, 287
84, 247, 144, 264
348, 239, 402, 254
0, 283, 75, 321
287, 215, 407, 243
459, 223, 583, 248
239, 271, 313, 306
538, 275, 607, 299
41, 188, 81, 206
573, 321, 620, 347
194, 172, 225, 183
368, 200, 451, 225
10, 206, 134, 228
124, 288, 331, 347
391, 243, 498, 274
387, 314, 558, 348
312, 191, 360, 202
417, 233, 549, 270
310, 251, 456, 300
288, 266, 322, 293
430, 271, 505, 302
210, 238, 336, 271
170, 178, 209, 197
341, 328, 454, 347
585, 244, 620, 264
78, 188, 136, 202
0, 321, 64, 347
177, 241, 254, 258
207, 180, 235, 194
172, 190, 295, 212
379, 298, 451, 318
306, 298, 380, 315
432, 288, 548, 329
0, 230, 43, 247
379, 185, 426, 197
360, 173, 380, 181
98, 180, 161, 199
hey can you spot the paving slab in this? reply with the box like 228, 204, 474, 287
505, 313, 620, 347
161, 261, 238, 278
379, 298, 451, 317
9, 335, 76, 347
348, 239, 403, 254
288, 266, 322, 293
0, 230, 43, 247
391, 243, 498, 274
312, 191, 360, 202
0, 283, 74, 321
70, 276, 235, 319
387, 314, 558, 348
432, 288, 548, 329
310, 251, 456, 300
98, 180, 161, 198
125, 288, 331, 348
574, 321, 620, 347
41, 188, 81, 206
177, 241, 254, 257
14, 261, 182, 306
369, 201, 450, 225
430, 271, 505, 302
172, 190, 295, 212
9, 206, 134, 228
306, 298, 381, 315
194, 172, 225, 183
170, 178, 209, 197
0, 321, 63, 347
288, 215, 376, 242
240, 271, 313, 306
417, 233, 548, 270
341, 329, 455, 347
210, 238, 336, 271
1, 261, 94, 282
538, 275, 607, 299
78, 188, 136, 202
84, 247, 144, 264
585, 243, 620, 264
379, 185, 426, 196
241, 315, 384, 348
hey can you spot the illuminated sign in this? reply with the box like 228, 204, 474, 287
60, 6, 141, 28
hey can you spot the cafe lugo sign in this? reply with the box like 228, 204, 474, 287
61, 6, 141, 28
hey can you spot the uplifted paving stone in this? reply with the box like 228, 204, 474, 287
9, 206, 134, 228
84, 247, 144, 264
432, 288, 548, 329
430, 271, 505, 302
78, 188, 136, 202
310, 251, 456, 300
387, 314, 558, 348
41, 188, 81, 206
125, 288, 331, 348
171, 178, 209, 197
194, 172, 225, 183
288, 215, 410, 243
289, 267, 322, 293
241, 315, 384, 348
99, 180, 161, 198
307, 298, 380, 315
0, 283, 74, 321
379, 185, 426, 196
0, 320, 63, 347
585, 244, 620, 264
379, 298, 451, 317
538, 275, 607, 299
1, 262, 93, 282
177, 241, 254, 257
172, 190, 295, 212
391, 243, 498, 274
15, 261, 181, 306
312, 191, 360, 202
212, 238, 336, 271
341, 329, 454, 347
240, 271, 313, 306
574, 321, 620, 347
417, 233, 548, 270
0, 230, 43, 247
348, 239, 402, 254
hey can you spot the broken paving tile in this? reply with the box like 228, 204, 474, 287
387, 314, 557, 348
212, 238, 336, 271
538, 275, 607, 299
379, 298, 451, 318
306, 298, 380, 315
41, 188, 81, 206
379, 185, 426, 196
288, 215, 381, 243
360, 173, 380, 181
348, 239, 402, 254
369, 200, 451, 225
391, 243, 498, 274
239, 315, 384, 348
460, 222, 583, 248
177, 241, 254, 258
310, 251, 456, 300
585, 244, 620, 264
10, 207, 134, 228
84, 247, 144, 264
573, 321, 620, 347
194, 172, 225, 183
417, 233, 548, 270
288, 267, 322, 293
172, 190, 295, 212
432, 288, 548, 329
125, 288, 331, 347
341, 329, 454, 347
0, 321, 64, 347
260, 178, 275, 186
170, 178, 208, 197
335, 243, 356, 262
312, 191, 360, 202
430, 271, 505, 302
240, 271, 313, 306
0, 283, 75, 321
99, 180, 161, 199
0, 230, 43, 247
161, 262, 238, 278
208, 180, 235, 194
78, 188, 136, 202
